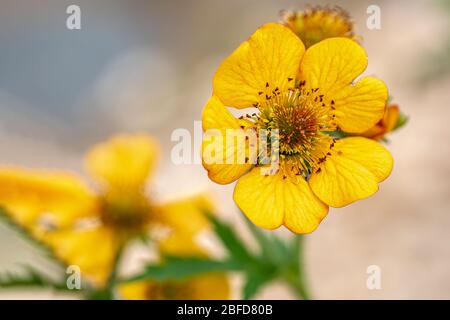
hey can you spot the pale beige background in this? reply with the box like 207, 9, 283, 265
0, 0, 449, 299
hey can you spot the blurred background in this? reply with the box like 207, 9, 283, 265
0, 0, 449, 299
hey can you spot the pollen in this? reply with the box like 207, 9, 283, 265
254, 83, 337, 176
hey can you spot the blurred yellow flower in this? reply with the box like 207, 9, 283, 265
359, 104, 401, 141
202, 23, 393, 234
119, 234, 230, 300
0, 134, 210, 287
119, 274, 229, 300
281, 6, 358, 49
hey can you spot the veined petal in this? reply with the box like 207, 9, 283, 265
213, 23, 305, 109
0, 167, 97, 227
234, 166, 328, 234
202, 96, 254, 184
300, 38, 387, 132
332, 77, 388, 133
361, 104, 401, 140
309, 137, 393, 207
300, 37, 367, 94
202, 96, 244, 131
332, 137, 393, 182
85, 134, 159, 189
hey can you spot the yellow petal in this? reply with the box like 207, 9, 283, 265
42, 226, 119, 288
0, 167, 97, 228
300, 38, 367, 94
300, 38, 387, 132
85, 134, 159, 189
234, 166, 328, 234
213, 23, 305, 108
154, 193, 212, 236
118, 281, 150, 300
360, 104, 400, 140
202, 96, 254, 184
187, 273, 230, 300
119, 273, 230, 300
309, 137, 393, 207
335, 137, 393, 182
385, 104, 401, 132
332, 77, 388, 133
158, 232, 206, 257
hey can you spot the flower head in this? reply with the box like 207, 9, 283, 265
0, 134, 210, 287
202, 23, 393, 234
281, 6, 358, 49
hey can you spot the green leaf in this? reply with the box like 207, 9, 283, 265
244, 217, 290, 265
0, 207, 65, 269
206, 212, 253, 263
242, 273, 269, 300
122, 256, 242, 283
0, 265, 68, 291
243, 217, 273, 258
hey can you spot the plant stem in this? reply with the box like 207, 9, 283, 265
288, 235, 312, 300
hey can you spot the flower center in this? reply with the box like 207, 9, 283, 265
146, 281, 191, 300
253, 85, 337, 175
100, 189, 151, 235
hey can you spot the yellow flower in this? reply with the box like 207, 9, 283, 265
119, 234, 230, 300
281, 6, 358, 49
202, 23, 393, 234
0, 134, 210, 287
359, 104, 401, 140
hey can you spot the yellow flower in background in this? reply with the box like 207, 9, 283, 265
202, 23, 393, 234
281, 6, 358, 49
119, 273, 229, 300
359, 104, 401, 141
119, 234, 230, 300
0, 134, 210, 287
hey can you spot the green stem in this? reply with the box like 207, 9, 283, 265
287, 235, 312, 300
86, 242, 125, 300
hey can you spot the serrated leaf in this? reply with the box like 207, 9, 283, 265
205, 211, 254, 263
0, 207, 65, 269
0, 265, 68, 291
242, 273, 268, 300
243, 216, 290, 264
